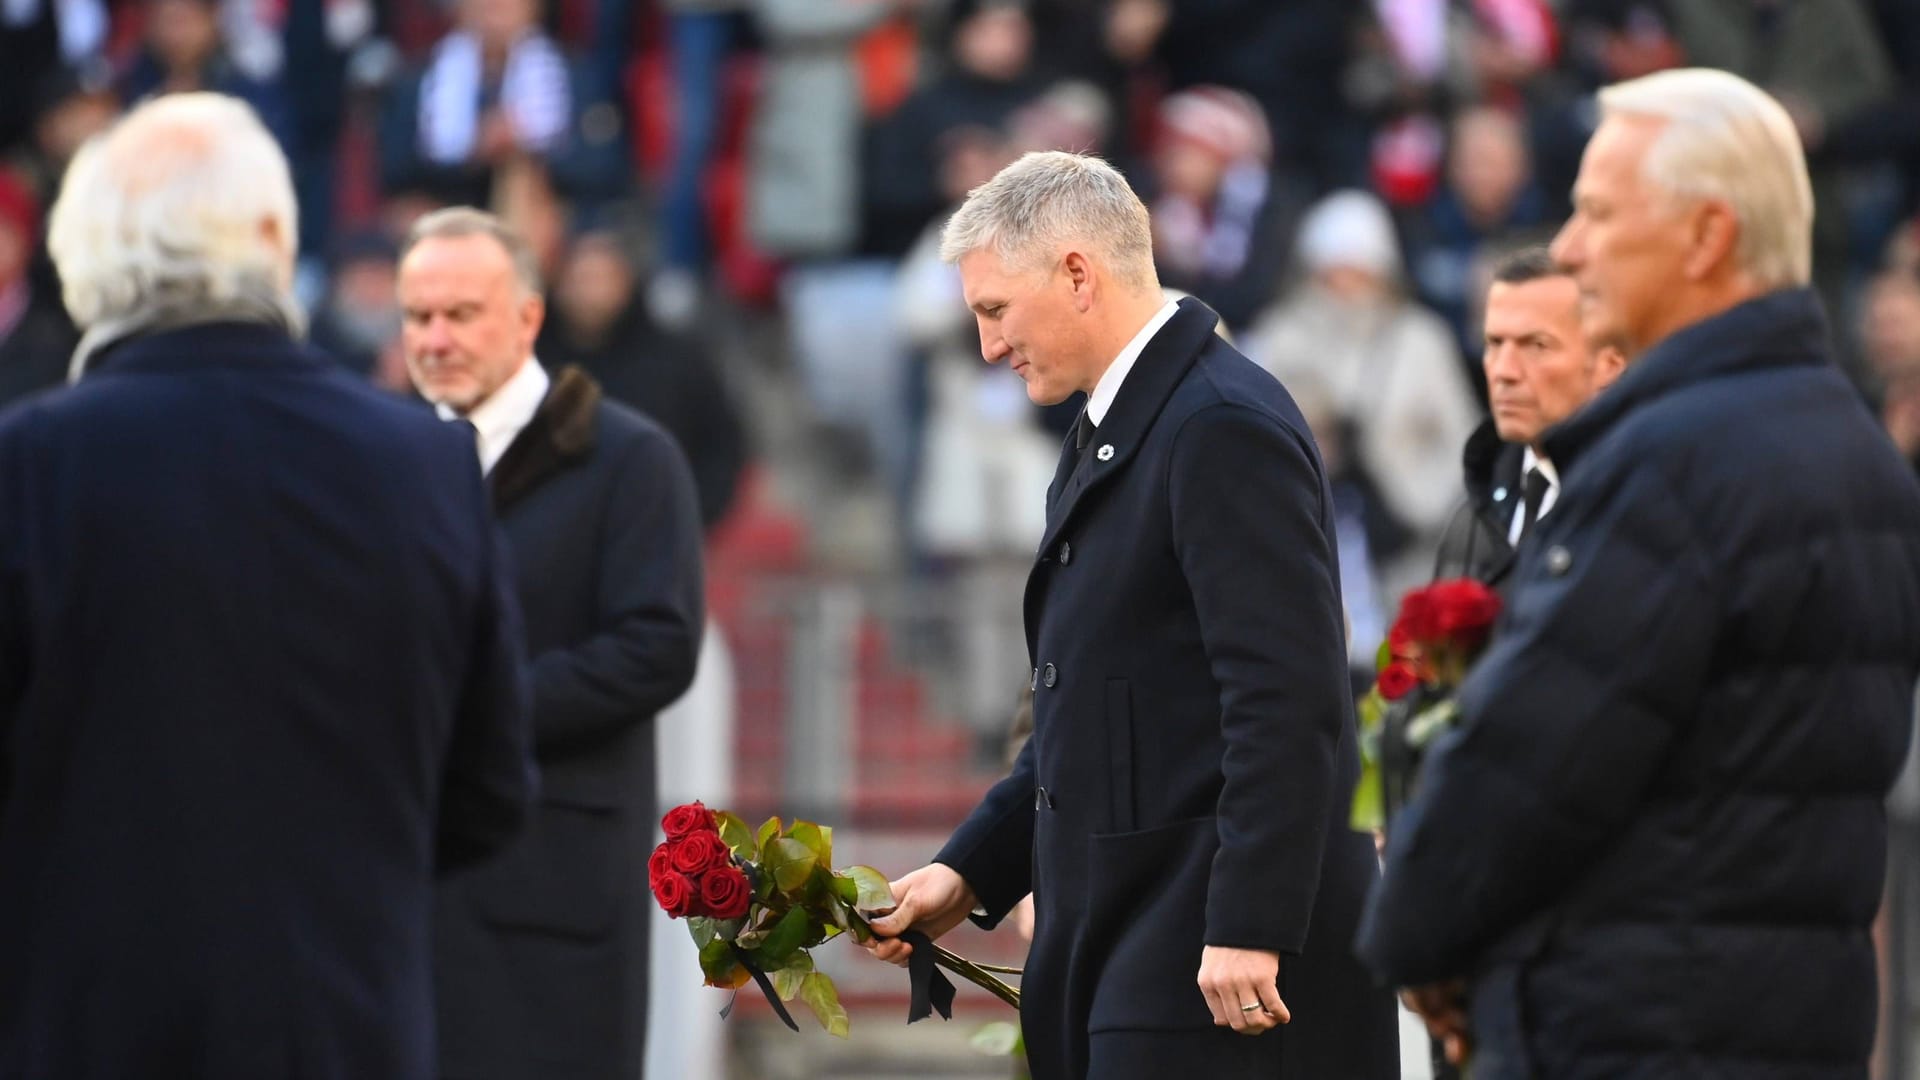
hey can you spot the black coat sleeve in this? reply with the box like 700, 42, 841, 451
1168, 402, 1352, 954
529, 428, 705, 751
1356, 462, 1717, 985
934, 735, 1038, 927
438, 487, 539, 874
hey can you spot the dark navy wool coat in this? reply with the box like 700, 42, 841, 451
0, 322, 536, 1079
434, 365, 704, 1080
1359, 289, 1920, 1079
937, 299, 1397, 1080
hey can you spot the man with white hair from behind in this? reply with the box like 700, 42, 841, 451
0, 92, 535, 1078
1358, 68, 1920, 1079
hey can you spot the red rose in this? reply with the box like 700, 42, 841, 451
661, 801, 717, 840
1428, 579, 1501, 645
1386, 620, 1416, 660
1394, 587, 1440, 644
670, 830, 733, 876
698, 866, 752, 920
1377, 661, 1421, 702
648, 842, 673, 888
653, 871, 697, 918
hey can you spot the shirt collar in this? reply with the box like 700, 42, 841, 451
438, 357, 550, 473
1520, 445, 1560, 490
1085, 299, 1180, 427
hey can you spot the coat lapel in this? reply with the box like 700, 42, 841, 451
1022, 299, 1223, 652
490, 364, 602, 513
1034, 298, 1220, 558
1045, 408, 1088, 511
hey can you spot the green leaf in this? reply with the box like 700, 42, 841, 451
1357, 691, 1384, 735
714, 811, 756, 860
771, 952, 815, 1001
789, 820, 832, 867
687, 916, 720, 949
830, 874, 859, 906
698, 938, 750, 990
799, 971, 850, 1038
820, 891, 854, 931
1376, 636, 1394, 672
764, 837, 819, 895
1405, 698, 1460, 749
756, 905, 814, 967
842, 865, 895, 911
970, 1021, 1022, 1056
1349, 757, 1383, 834
756, 816, 782, 856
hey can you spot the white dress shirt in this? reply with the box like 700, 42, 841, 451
1508, 446, 1561, 546
437, 357, 550, 475
1086, 299, 1181, 426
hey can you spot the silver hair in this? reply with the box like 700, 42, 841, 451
48, 93, 303, 342
939, 150, 1157, 288
1598, 67, 1814, 289
401, 207, 543, 297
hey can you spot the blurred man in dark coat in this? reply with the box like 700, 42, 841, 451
1414, 242, 1626, 1079
0, 93, 535, 1079
1359, 69, 1920, 1079
538, 230, 746, 531
0, 172, 73, 409
1431, 246, 1624, 589
867, 151, 1395, 1080
400, 207, 705, 1080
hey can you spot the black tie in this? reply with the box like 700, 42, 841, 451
1518, 466, 1550, 541
1048, 409, 1096, 509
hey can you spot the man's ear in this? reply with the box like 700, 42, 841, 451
1592, 344, 1627, 391
1683, 200, 1740, 283
258, 214, 293, 286
520, 292, 546, 341
1062, 250, 1094, 312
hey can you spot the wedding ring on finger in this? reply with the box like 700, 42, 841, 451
1240, 1003, 1265, 1014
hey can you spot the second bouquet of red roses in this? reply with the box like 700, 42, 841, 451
649, 801, 1020, 1037
1351, 578, 1502, 832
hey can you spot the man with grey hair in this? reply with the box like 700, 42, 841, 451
0, 93, 535, 1078
866, 150, 1395, 1079
398, 207, 705, 1080
1359, 68, 1920, 1078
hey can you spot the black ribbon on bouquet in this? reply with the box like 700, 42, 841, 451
901, 929, 956, 1024
725, 942, 800, 1031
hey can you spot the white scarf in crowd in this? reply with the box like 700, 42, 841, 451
418, 30, 570, 165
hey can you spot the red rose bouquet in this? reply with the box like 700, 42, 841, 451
1351, 578, 1502, 831
650, 802, 1020, 1036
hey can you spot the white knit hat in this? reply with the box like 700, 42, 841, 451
1296, 188, 1401, 278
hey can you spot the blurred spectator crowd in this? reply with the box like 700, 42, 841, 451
9, 0, 1920, 681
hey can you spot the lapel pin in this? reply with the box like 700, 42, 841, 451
1096, 444, 1114, 462
1546, 545, 1573, 576
1494, 486, 1509, 502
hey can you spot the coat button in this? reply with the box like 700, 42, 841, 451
1042, 663, 1057, 688
1058, 541, 1072, 566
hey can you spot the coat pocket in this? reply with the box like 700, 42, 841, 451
1084, 816, 1219, 1033
469, 794, 623, 941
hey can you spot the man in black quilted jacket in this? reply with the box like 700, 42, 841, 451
1358, 67, 1920, 1079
